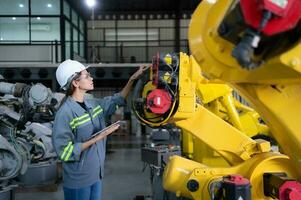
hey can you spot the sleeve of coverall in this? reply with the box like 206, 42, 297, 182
97, 93, 126, 117
52, 110, 82, 162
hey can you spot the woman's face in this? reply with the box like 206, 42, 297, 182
75, 69, 94, 91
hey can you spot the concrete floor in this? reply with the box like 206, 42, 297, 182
14, 135, 152, 200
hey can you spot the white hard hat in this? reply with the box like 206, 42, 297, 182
56, 59, 89, 90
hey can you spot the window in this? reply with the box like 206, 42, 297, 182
63, 1, 70, 19
79, 18, 84, 34
73, 28, 78, 53
0, 17, 29, 42
105, 28, 158, 46
31, 17, 60, 41
0, 0, 29, 15
72, 9, 78, 26
104, 29, 116, 46
80, 34, 84, 57
65, 21, 71, 59
31, 0, 60, 15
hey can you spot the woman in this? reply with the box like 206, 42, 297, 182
52, 59, 148, 200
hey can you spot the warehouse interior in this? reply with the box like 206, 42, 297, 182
1, 0, 301, 200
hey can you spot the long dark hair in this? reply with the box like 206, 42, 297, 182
59, 73, 81, 108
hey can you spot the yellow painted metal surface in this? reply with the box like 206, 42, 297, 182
176, 106, 270, 165
192, 138, 230, 167
233, 84, 301, 173
163, 152, 297, 199
189, 0, 301, 84
175, 53, 269, 137
181, 129, 194, 159
172, 52, 197, 120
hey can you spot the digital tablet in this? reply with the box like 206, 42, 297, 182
89, 120, 121, 139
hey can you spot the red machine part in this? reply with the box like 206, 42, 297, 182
264, 173, 301, 200
263, 0, 292, 16
280, 181, 301, 200
223, 174, 250, 185
221, 175, 251, 200
239, 0, 301, 35
146, 89, 171, 114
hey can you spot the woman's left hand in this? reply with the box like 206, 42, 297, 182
130, 65, 150, 81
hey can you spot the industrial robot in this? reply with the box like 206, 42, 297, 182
132, 0, 301, 199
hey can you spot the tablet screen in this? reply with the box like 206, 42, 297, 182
89, 120, 121, 139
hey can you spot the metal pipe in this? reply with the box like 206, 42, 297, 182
220, 94, 244, 131
0, 82, 15, 95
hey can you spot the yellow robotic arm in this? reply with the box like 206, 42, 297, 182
132, 51, 289, 199
132, 0, 301, 197
189, 0, 301, 177
181, 0, 301, 199
134, 0, 301, 196
160, 51, 300, 198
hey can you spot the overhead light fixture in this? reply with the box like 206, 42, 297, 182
19, 4, 24, 8
86, 0, 96, 8
0, 37, 3, 41
12, 17, 16, 20
37, 17, 41, 20
47, 4, 52, 8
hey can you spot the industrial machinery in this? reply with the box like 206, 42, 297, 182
0, 81, 60, 199
141, 127, 182, 200
132, 0, 301, 199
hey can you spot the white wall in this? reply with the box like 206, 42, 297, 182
0, 45, 60, 62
